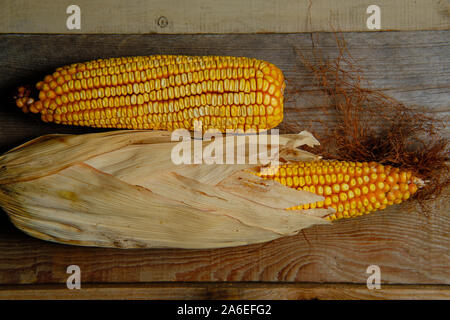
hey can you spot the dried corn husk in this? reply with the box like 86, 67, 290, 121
0, 130, 332, 249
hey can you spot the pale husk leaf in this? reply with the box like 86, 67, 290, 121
0, 130, 332, 249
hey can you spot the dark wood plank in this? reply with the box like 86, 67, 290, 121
0, 32, 448, 152
0, 32, 448, 285
0, 283, 449, 300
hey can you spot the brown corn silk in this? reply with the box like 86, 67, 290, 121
283, 33, 448, 205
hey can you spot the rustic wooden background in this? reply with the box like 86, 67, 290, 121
0, 31, 448, 299
2, 0, 449, 33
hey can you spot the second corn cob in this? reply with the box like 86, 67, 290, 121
0, 131, 329, 249
15, 55, 285, 132
253, 160, 421, 220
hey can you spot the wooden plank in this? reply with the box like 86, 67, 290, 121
0, 283, 449, 300
0, 31, 448, 151
1, 0, 449, 34
0, 198, 448, 284
0, 32, 448, 285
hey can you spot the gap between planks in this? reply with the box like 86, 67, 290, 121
0, 282, 449, 300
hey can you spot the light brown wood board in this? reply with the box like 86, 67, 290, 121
1, 0, 449, 34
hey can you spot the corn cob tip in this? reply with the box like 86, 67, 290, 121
14, 86, 33, 113
254, 160, 423, 221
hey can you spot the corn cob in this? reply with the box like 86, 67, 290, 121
254, 160, 421, 220
15, 55, 285, 132
0, 131, 330, 249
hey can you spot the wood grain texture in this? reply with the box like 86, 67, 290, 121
0, 32, 448, 151
0, 283, 449, 300
0, 198, 448, 284
1, 0, 449, 34
0, 32, 448, 286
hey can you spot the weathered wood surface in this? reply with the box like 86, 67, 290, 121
0, 32, 449, 288
0, 198, 448, 285
0, 32, 448, 151
1, 283, 449, 300
1, 0, 449, 34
